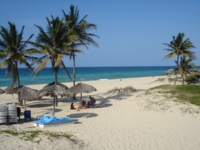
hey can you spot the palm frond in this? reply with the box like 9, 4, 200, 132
0, 59, 9, 68
19, 34, 34, 52
61, 60, 72, 81
162, 52, 176, 60
33, 57, 50, 74
22, 48, 42, 54
31, 55, 48, 65
54, 54, 63, 67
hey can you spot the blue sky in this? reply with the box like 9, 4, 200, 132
0, 0, 200, 67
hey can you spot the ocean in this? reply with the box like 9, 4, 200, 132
0, 66, 175, 87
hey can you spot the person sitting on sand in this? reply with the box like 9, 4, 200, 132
87, 96, 96, 107
82, 100, 86, 107
70, 103, 80, 111
70, 103, 75, 109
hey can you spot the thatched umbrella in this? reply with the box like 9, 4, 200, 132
5, 85, 24, 94
4, 84, 23, 104
5, 84, 41, 107
67, 83, 97, 100
39, 82, 68, 97
19, 86, 39, 110
163, 69, 174, 76
4, 84, 16, 94
38, 82, 68, 116
0, 88, 5, 94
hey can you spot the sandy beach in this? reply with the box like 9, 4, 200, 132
0, 76, 200, 150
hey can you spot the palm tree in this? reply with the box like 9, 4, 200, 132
174, 56, 196, 85
30, 16, 78, 114
31, 16, 76, 81
163, 32, 196, 84
62, 5, 99, 86
0, 22, 39, 103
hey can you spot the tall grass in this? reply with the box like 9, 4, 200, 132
148, 84, 200, 106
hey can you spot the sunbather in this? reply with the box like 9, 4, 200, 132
70, 103, 80, 111
87, 96, 96, 107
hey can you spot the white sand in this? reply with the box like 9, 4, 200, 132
0, 76, 200, 150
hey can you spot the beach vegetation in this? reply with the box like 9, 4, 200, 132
174, 56, 197, 85
147, 84, 200, 106
62, 5, 99, 86
163, 32, 196, 85
0, 129, 73, 143
107, 86, 136, 94
185, 73, 200, 84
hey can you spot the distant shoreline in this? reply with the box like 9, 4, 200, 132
0, 76, 166, 88
0, 66, 175, 87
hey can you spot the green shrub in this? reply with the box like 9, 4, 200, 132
185, 75, 198, 84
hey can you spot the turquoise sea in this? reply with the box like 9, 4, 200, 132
0, 66, 175, 87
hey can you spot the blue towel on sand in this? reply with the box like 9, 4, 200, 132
34, 115, 77, 125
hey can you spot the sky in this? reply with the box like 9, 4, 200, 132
0, 0, 200, 67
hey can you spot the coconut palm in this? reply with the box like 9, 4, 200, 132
31, 16, 76, 81
0, 22, 39, 103
163, 32, 196, 84
174, 56, 196, 85
62, 5, 99, 86
30, 16, 78, 107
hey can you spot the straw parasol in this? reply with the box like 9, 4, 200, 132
5, 84, 41, 108
19, 86, 40, 110
67, 83, 97, 100
163, 69, 174, 76
38, 82, 68, 97
38, 82, 68, 116
0, 88, 5, 94
4, 84, 16, 94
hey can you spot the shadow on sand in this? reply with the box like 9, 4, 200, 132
67, 112, 98, 118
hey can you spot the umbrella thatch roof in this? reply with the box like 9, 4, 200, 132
163, 69, 174, 75
5, 84, 41, 100
67, 83, 97, 100
67, 83, 97, 94
6, 85, 24, 94
17, 86, 41, 110
4, 84, 16, 94
0, 88, 5, 94
19, 86, 40, 101
37, 81, 69, 116
38, 82, 68, 97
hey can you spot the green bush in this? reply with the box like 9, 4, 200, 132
185, 73, 199, 84
185, 76, 196, 83
194, 73, 200, 78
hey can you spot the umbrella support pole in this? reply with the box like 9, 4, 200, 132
24, 99, 26, 110
53, 97, 55, 116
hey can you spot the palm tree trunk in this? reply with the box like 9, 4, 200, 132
72, 53, 76, 100
72, 52, 76, 86
55, 71, 58, 107
53, 96, 56, 116
174, 55, 180, 85
16, 63, 22, 105
53, 68, 58, 115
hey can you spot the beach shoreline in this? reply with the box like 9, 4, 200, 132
0, 76, 200, 150
0, 66, 174, 87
